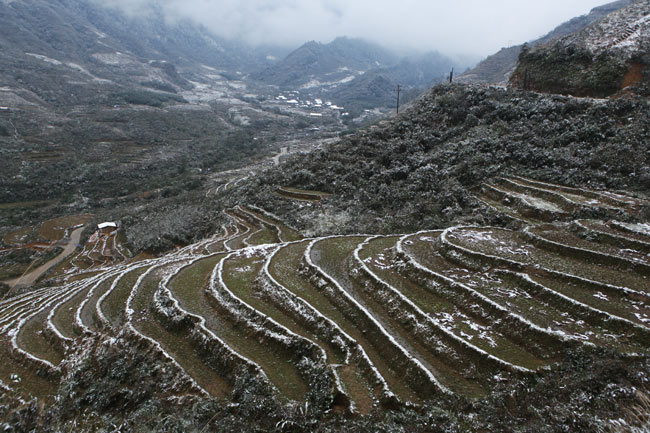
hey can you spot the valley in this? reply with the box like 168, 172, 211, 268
0, 0, 649, 431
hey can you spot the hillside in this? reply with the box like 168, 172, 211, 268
328, 53, 457, 112
254, 37, 459, 111
230, 84, 649, 236
0, 0, 352, 257
252, 37, 399, 88
1, 176, 649, 431
457, 0, 635, 85
510, 1, 650, 97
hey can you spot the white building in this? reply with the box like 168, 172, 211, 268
98, 222, 118, 231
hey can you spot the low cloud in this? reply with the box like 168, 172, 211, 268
99, 0, 611, 56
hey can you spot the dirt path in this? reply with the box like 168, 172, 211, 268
272, 146, 288, 166
5, 226, 84, 289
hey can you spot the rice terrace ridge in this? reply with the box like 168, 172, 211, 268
0, 0, 649, 431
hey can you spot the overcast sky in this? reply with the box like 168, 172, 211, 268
103, 0, 612, 57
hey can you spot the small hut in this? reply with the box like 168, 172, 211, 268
98, 222, 118, 234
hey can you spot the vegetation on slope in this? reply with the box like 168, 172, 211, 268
229, 84, 650, 236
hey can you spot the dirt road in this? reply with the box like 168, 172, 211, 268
5, 226, 84, 289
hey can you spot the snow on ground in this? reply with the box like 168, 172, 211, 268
576, 2, 650, 55
25, 53, 62, 65
91, 52, 139, 66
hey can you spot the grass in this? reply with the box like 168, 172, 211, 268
225, 223, 252, 251
80, 275, 118, 332
275, 187, 331, 202
241, 207, 302, 243
100, 267, 149, 329
171, 254, 309, 401
475, 193, 541, 225
448, 227, 650, 294
319, 237, 494, 399
38, 214, 92, 242
498, 178, 578, 211
66, 271, 102, 282
269, 241, 377, 411
335, 365, 374, 415
408, 232, 646, 355
17, 307, 65, 366
245, 227, 279, 246
2, 227, 35, 245
311, 237, 431, 403
280, 187, 331, 196
0, 339, 57, 400
115, 229, 132, 258
0, 200, 55, 210
131, 265, 231, 399
0, 262, 30, 281
532, 225, 650, 265
223, 250, 345, 367
529, 272, 650, 334
578, 220, 650, 248
48, 248, 85, 277
361, 236, 527, 393
51, 286, 91, 339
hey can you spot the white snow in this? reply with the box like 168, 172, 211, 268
25, 53, 62, 65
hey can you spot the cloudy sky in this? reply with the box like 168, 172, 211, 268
104, 0, 612, 56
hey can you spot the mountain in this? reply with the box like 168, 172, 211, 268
253, 37, 460, 111
457, 0, 635, 85
252, 37, 400, 88
510, 1, 650, 96
0, 0, 349, 255
3, 77, 650, 433
234, 83, 649, 235
0, 0, 289, 107
0, 0, 285, 72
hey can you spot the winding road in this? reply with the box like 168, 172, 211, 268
4, 226, 85, 289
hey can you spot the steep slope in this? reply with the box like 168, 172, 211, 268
229, 84, 650, 236
0, 0, 283, 83
0, 0, 342, 242
0, 0, 291, 111
458, 0, 635, 85
510, 1, 650, 97
1, 186, 649, 431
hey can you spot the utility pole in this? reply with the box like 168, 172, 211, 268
449, 68, 454, 84
396, 84, 401, 114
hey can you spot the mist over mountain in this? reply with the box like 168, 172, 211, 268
458, 0, 635, 85
0, 0, 287, 97
87, 0, 613, 58
252, 37, 400, 87
252, 37, 462, 111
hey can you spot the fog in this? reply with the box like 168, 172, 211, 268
101, 0, 613, 56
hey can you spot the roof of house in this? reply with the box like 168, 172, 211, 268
98, 222, 117, 229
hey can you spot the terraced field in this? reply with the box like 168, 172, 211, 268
0, 181, 648, 415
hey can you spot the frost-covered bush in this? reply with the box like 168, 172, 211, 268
232, 84, 650, 236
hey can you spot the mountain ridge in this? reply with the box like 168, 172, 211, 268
457, 0, 636, 85
509, 0, 650, 96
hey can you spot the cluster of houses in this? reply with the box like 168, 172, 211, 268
275, 92, 349, 118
